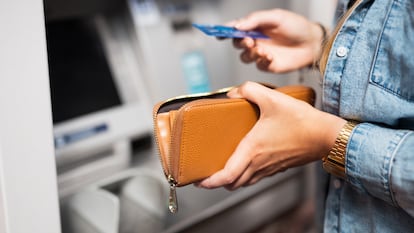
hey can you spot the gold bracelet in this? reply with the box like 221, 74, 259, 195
313, 23, 328, 69
316, 22, 328, 45
322, 121, 358, 178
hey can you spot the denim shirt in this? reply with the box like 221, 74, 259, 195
322, 0, 414, 232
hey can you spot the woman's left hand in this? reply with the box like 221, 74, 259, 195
197, 82, 346, 190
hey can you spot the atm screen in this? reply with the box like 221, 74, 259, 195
46, 18, 122, 124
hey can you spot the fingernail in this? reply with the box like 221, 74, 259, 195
267, 54, 273, 61
234, 22, 244, 29
227, 88, 240, 98
246, 39, 254, 48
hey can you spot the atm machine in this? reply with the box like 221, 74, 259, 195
42, 0, 313, 232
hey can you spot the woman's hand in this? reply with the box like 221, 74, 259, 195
229, 9, 326, 73
197, 82, 345, 190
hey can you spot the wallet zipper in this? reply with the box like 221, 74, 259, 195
153, 87, 234, 213
153, 102, 180, 213
153, 102, 170, 177
167, 175, 178, 213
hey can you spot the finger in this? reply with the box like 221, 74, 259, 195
256, 56, 273, 72
211, 126, 268, 190
252, 45, 274, 71
198, 162, 246, 189
224, 20, 239, 27
198, 135, 256, 189
240, 50, 258, 64
225, 165, 255, 190
231, 81, 276, 106
235, 9, 283, 31
227, 87, 242, 98
233, 38, 243, 48
216, 20, 241, 40
243, 164, 282, 187
216, 36, 227, 41
228, 149, 279, 189
233, 37, 255, 49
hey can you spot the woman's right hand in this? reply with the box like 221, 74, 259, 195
229, 9, 326, 73
197, 82, 346, 190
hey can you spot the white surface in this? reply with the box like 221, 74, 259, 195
0, 0, 61, 232
307, 0, 337, 26
58, 140, 131, 199
66, 189, 120, 233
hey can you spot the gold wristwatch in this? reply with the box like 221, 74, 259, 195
322, 121, 358, 178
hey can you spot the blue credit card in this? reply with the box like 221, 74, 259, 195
192, 23, 269, 39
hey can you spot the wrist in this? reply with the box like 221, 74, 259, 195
310, 22, 328, 67
307, 111, 346, 160
315, 22, 328, 45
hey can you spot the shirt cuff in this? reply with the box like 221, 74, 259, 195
345, 123, 410, 207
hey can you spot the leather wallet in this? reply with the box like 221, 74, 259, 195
153, 83, 315, 213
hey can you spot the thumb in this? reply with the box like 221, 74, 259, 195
227, 81, 275, 106
235, 9, 282, 31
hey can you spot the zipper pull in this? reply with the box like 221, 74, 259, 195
168, 175, 178, 213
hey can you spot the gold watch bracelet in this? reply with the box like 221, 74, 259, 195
322, 121, 358, 178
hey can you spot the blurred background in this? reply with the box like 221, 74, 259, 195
0, 0, 336, 233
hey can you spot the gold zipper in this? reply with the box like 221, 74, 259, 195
152, 102, 170, 178
153, 102, 177, 213
168, 175, 178, 213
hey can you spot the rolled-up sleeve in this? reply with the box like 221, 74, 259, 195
345, 122, 414, 217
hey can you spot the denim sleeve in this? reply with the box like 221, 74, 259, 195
345, 123, 414, 217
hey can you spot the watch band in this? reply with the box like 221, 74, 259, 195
322, 121, 358, 178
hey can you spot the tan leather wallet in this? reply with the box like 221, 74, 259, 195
153, 83, 315, 213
